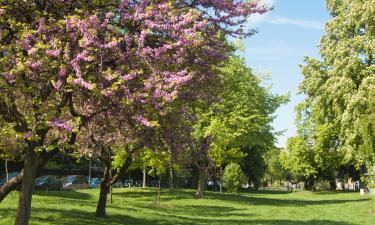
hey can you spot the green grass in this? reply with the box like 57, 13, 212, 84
0, 188, 374, 225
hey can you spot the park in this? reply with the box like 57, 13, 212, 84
0, 0, 374, 225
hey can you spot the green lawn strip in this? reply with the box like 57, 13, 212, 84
0, 189, 373, 225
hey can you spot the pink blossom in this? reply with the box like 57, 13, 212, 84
101, 89, 115, 97
58, 67, 67, 77
51, 119, 72, 132
73, 78, 94, 90
2, 73, 16, 83
29, 61, 42, 70
122, 73, 136, 81
134, 114, 154, 127
53, 80, 62, 90
46, 49, 61, 57
28, 48, 37, 55
24, 132, 33, 138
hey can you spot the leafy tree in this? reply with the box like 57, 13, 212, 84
241, 146, 267, 190
298, 0, 375, 171
280, 137, 317, 190
1, 1, 269, 223
223, 163, 246, 193
264, 148, 288, 186
185, 56, 287, 197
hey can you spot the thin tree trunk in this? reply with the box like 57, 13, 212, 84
157, 177, 161, 205
169, 166, 174, 189
196, 166, 206, 199
219, 166, 223, 193
329, 179, 336, 191
142, 169, 146, 188
109, 152, 112, 204
14, 148, 37, 225
5, 159, 8, 182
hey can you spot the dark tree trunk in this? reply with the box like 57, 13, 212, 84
14, 148, 38, 225
304, 178, 315, 191
95, 181, 110, 218
0, 173, 23, 203
219, 166, 223, 193
169, 166, 174, 189
329, 180, 337, 191
95, 156, 110, 218
196, 166, 206, 199
0, 148, 59, 203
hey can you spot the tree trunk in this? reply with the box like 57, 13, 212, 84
95, 162, 110, 217
142, 169, 146, 188
0, 173, 23, 203
219, 166, 223, 193
14, 148, 37, 225
329, 180, 337, 191
304, 178, 315, 191
95, 181, 109, 217
169, 166, 174, 189
5, 159, 8, 182
196, 166, 206, 199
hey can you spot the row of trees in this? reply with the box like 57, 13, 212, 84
280, 0, 375, 189
0, 1, 285, 224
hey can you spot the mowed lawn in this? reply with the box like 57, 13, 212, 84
0, 188, 374, 225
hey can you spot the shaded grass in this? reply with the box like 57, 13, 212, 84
0, 188, 373, 225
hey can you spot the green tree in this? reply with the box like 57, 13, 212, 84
264, 148, 288, 186
299, 0, 375, 170
190, 56, 287, 197
280, 136, 317, 190
223, 163, 246, 193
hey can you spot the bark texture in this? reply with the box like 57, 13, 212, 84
14, 148, 37, 225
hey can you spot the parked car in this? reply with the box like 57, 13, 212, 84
62, 175, 89, 190
0, 172, 20, 186
89, 178, 101, 188
113, 180, 124, 188
34, 175, 62, 191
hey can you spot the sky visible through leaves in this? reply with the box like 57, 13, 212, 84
241, 0, 331, 147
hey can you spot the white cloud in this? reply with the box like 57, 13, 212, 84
247, 0, 275, 28
266, 16, 324, 30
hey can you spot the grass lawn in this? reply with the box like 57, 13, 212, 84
0, 188, 374, 225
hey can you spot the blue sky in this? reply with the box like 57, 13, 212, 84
240, 0, 331, 148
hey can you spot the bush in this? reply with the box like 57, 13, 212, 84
223, 163, 246, 192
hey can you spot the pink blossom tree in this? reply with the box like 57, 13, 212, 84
0, 0, 268, 223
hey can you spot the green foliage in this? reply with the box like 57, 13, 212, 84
264, 148, 288, 182
280, 137, 317, 181
223, 163, 247, 192
0, 120, 24, 160
194, 56, 288, 166
298, 0, 375, 169
241, 146, 267, 189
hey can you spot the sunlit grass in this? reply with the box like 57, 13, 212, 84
0, 188, 373, 225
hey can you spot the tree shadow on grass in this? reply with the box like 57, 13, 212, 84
0, 207, 359, 225
113, 188, 196, 202
243, 189, 290, 195
205, 192, 370, 207
137, 204, 252, 218
33, 190, 92, 200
